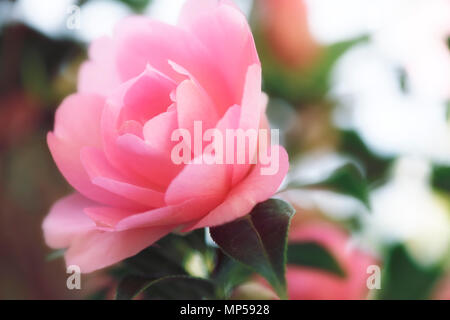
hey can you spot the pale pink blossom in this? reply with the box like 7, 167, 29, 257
43, 0, 288, 273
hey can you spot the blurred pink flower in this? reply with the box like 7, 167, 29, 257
255, 0, 319, 68
258, 222, 376, 300
434, 275, 450, 300
285, 223, 376, 300
43, 0, 288, 273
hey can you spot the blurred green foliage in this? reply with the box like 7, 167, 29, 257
255, 32, 368, 105
431, 165, 450, 192
287, 242, 346, 277
379, 245, 444, 300
0, 0, 448, 300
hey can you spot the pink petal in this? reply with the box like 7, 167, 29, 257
184, 145, 289, 231
52, 94, 103, 146
231, 64, 263, 185
115, 195, 223, 231
178, 0, 241, 28
92, 177, 166, 209
78, 36, 121, 97
84, 206, 132, 228
239, 65, 263, 133
215, 104, 241, 132
119, 67, 175, 124
165, 154, 230, 205
177, 0, 220, 27
179, 1, 260, 108
64, 225, 173, 273
101, 71, 184, 189
114, 17, 232, 114
113, 108, 249, 231
80, 146, 128, 182
176, 79, 219, 136
143, 109, 178, 152
113, 17, 206, 83
80, 147, 165, 208
114, 133, 183, 190
42, 193, 96, 248
119, 120, 143, 138
48, 95, 142, 209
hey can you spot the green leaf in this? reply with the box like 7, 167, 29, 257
123, 246, 187, 278
288, 162, 371, 210
116, 275, 215, 300
115, 0, 152, 12
255, 30, 368, 104
287, 242, 346, 277
378, 244, 443, 300
210, 199, 295, 300
212, 252, 253, 299
122, 229, 208, 278
172, 228, 208, 254
339, 130, 393, 183
431, 164, 450, 192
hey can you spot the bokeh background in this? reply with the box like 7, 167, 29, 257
0, 0, 449, 299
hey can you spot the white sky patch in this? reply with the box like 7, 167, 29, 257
331, 44, 450, 163
147, 0, 253, 25
305, 0, 412, 44
13, 0, 75, 37
146, 0, 186, 25
373, 0, 450, 102
75, 0, 131, 42
0, 1, 15, 28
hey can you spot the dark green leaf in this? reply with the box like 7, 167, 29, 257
339, 130, 393, 184
116, 275, 148, 300
116, 0, 152, 12
123, 229, 209, 278
210, 199, 295, 299
378, 244, 443, 300
116, 275, 215, 300
287, 242, 346, 277
173, 228, 208, 254
212, 252, 253, 299
123, 246, 187, 278
431, 164, 450, 192
288, 162, 371, 209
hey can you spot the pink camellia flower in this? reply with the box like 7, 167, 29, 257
43, 0, 288, 273
285, 222, 376, 300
